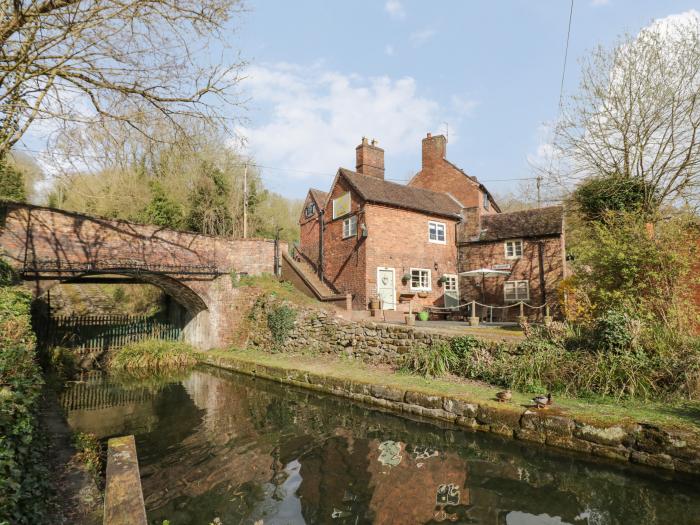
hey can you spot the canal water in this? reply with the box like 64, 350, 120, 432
60, 366, 700, 525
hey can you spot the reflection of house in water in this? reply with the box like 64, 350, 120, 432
366, 440, 470, 524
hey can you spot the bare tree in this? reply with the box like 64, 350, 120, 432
0, 0, 245, 157
549, 14, 700, 211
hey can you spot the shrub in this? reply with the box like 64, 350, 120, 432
0, 287, 51, 524
267, 305, 297, 345
112, 286, 126, 303
592, 308, 639, 352
401, 341, 458, 378
109, 339, 196, 371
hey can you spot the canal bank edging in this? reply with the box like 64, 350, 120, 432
198, 353, 700, 476
104, 435, 148, 525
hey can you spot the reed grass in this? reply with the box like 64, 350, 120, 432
109, 339, 197, 371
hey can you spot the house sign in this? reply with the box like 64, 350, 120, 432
492, 264, 512, 271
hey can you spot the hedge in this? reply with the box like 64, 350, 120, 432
0, 287, 50, 524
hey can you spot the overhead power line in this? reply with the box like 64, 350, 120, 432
13, 146, 538, 184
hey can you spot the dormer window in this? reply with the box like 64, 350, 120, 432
304, 202, 316, 218
505, 239, 523, 259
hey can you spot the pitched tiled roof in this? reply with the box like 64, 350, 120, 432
339, 168, 463, 219
474, 206, 564, 242
309, 188, 328, 209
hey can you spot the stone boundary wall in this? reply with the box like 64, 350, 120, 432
248, 297, 466, 366
199, 353, 700, 475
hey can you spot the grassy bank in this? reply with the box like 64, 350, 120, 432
0, 287, 51, 524
201, 347, 700, 433
109, 339, 196, 371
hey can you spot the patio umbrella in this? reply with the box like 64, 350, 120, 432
458, 268, 511, 304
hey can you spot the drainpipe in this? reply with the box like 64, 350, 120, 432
318, 208, 325, 281
537, 240, 547, 306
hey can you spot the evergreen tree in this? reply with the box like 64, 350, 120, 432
0, 157, 26, 202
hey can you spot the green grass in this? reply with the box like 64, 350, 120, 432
236, 274, 324, 307
202, 347, 700, 433
109, 339, 196, 371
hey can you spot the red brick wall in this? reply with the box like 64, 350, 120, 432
409, 134, 497, 214
457, 234, 566, 317
321, 178, 368, 308
299, 193, 321, 265
364, 204, 458, 311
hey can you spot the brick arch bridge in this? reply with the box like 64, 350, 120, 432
0, 202, 282, 349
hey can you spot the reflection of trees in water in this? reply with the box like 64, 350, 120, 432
67, 368, 700, 525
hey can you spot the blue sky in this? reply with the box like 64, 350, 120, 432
230, 0, 700, 200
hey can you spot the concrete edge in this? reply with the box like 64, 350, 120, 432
104, 435, 147, 525
198, 353, 700, 476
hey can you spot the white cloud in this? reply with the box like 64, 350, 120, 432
237, 63, 458, 188
384, 0, 406, 20
450, 95, 479, 117
410, 27, 436, 47
384, 44, 395, 56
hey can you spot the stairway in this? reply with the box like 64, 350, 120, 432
281, 252, 348, 308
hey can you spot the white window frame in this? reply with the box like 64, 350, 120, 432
504, 239, 523, 259
504, 280, 529, 302
342, 215, 357, 239
410, 268, 431, 291
442, 274, 458, 293
428, 221, 446, 244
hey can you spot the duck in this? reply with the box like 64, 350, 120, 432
532, 393, 552, 409
495, 389, 512, 403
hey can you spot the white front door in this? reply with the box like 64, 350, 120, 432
443, 274, 459, 309
376, 267, 396, 310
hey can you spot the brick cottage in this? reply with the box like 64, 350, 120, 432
297, 134, 565, 317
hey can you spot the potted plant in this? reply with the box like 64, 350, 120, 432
405, 312, 416, 326
437, 276, 447, 287
418, 310, 429, 321
401, 273, 411, 284
369, 296, 380, 310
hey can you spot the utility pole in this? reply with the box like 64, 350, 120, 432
243, 162, 248, 238
536, 175, 542, 208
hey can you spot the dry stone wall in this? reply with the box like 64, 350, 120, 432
247, 296, 457, 365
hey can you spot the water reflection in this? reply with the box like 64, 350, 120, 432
60, 367, 700, 525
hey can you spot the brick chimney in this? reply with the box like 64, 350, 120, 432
422, 133, 447, 172
355, 137, 384, 179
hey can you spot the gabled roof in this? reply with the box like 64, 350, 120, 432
471, 206, 564, 242
442, 159, 502, 213
309, 188, 328, 209
338, 168, 463, 219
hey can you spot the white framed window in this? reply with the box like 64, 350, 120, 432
428, 221, 446, 244
410, 268, 431, 291
504, 280, 529, 301
342, 215, 357, 239
505, 239, 523, 259
332, 192, 351, 219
